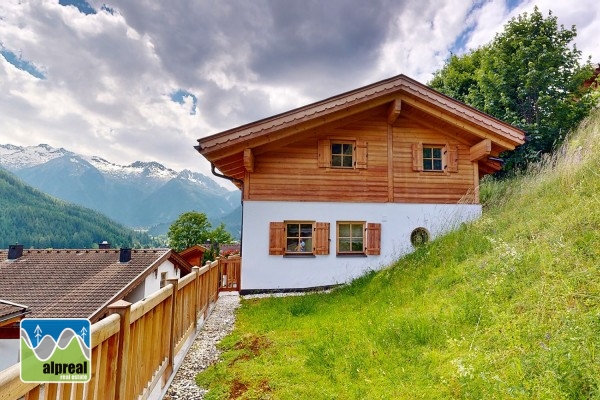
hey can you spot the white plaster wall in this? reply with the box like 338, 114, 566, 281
125, 261, 180, 303
241, 201, 482, 290
0, 339, 20, 372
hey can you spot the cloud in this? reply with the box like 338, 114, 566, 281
0, 0, 598, 190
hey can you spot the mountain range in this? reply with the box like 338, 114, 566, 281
0, 144, 241, 237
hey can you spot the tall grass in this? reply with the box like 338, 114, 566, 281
197, 108, 600, 399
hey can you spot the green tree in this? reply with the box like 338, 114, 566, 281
210, 223, 234, 244
167, 211, 211, 252
430, 7, 598, 171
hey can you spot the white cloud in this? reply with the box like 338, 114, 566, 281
0, 0, 598, 191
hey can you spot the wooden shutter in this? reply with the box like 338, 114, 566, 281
365, 223, 381, 255
314, 222, 330, 255
269, 222, 285, 255
355, 140, 368, 169
445, 145, 459, 173
411, 143, 423, 172
318, 139, 331, 168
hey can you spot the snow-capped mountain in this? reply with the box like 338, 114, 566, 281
0, 144, 241, 235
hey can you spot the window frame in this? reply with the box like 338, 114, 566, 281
284, 221, 315, 256
336, 221, 366, 256
422, 145, 444, 172
330, 141, 355, 169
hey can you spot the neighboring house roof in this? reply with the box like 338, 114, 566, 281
195, 74, 526, 184
0, 300, 30, 327
0, 248, 192, 323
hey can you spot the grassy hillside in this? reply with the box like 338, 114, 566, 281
196, 108, 600, 399
0, 168, 158, 248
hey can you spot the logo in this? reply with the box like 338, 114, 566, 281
20, 318, 91, 383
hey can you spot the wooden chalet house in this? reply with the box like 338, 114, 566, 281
195, 74, 525, 291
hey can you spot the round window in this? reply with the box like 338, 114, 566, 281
410, 227, 430, 247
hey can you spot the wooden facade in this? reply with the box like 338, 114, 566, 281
196, 75, 525, 205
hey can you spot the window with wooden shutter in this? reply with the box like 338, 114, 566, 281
355, 140, 367, 169
366, 223, 381, 255
314, 222, 330, 255
412, 143, 423, 171
268, 222, 285, 255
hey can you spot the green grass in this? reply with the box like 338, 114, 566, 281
197, 109, 600, 399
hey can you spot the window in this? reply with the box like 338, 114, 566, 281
318, 139, 367, 169
286, 222, 314, 253
269, 222, 330, 255
423, 146, 443, 171
159, 272, 167, 288
411, 143, 459, 173
337, 222, 365, 254
336, 222, 381, 256
331, 142, 354, 168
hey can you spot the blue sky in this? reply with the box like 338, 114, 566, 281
1, 0, 598, 185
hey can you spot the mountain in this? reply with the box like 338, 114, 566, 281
0, 168, 157, 248
0, 144, 241, 236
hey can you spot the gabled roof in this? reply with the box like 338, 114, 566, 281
196, 74, 525, 180
0, 248, 192, 322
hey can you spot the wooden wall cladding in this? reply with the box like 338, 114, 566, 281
247, 113, 477, 204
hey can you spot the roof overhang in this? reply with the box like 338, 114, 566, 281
195, 74, 525, 182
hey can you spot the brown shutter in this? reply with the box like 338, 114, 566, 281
269, 222, 286, 255
318, 139, 331, 168
446, 145, 459, 173
314, 222, 330, 255
365, 223, 381, 255
355, 140, 368, 169
411, 143, 423, 172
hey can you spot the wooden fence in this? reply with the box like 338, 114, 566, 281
0, 257, 227, 400
219, 256, 241, 291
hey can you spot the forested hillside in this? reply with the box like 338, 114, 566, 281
0, 168, 158, 249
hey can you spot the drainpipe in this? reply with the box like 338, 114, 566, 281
210, 163, 244, 257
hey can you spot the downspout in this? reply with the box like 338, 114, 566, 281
210, 163, 244, 257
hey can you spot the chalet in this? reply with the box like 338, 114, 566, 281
0, 244, 201, 371
195, 74, 525, 291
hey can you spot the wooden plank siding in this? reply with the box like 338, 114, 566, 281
392, 115, 475, 203
245, 111, 478, 204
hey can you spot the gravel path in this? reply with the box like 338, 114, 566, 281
163, 292, 241, 400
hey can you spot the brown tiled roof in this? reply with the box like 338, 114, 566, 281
0, 249, 174, 322
196, 74, 525, 156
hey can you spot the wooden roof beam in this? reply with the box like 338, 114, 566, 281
243, 148, 255, 172
386, 99, 402, 125
470, 139, 492, 161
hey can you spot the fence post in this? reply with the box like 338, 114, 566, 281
164, 278, 179, 379
192, 266, 200, 329
108, 300, 132, 400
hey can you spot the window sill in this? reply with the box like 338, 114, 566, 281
284, 254, 316, 258
336, 253, 367, 258
324, 168, 361, 173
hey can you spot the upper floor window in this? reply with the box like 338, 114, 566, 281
331, 142, 354, 168
411, 143, 459, 173
423, 146, 443, 171
318, 138, 367, 169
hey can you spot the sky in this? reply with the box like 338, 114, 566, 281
1, 0, 599, 189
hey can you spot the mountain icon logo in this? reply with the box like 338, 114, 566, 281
20, 318, 91, 383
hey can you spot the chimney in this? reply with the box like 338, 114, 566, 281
119, 248, 132, 263
99, 241, 111, 249
8, 244, 24, 260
